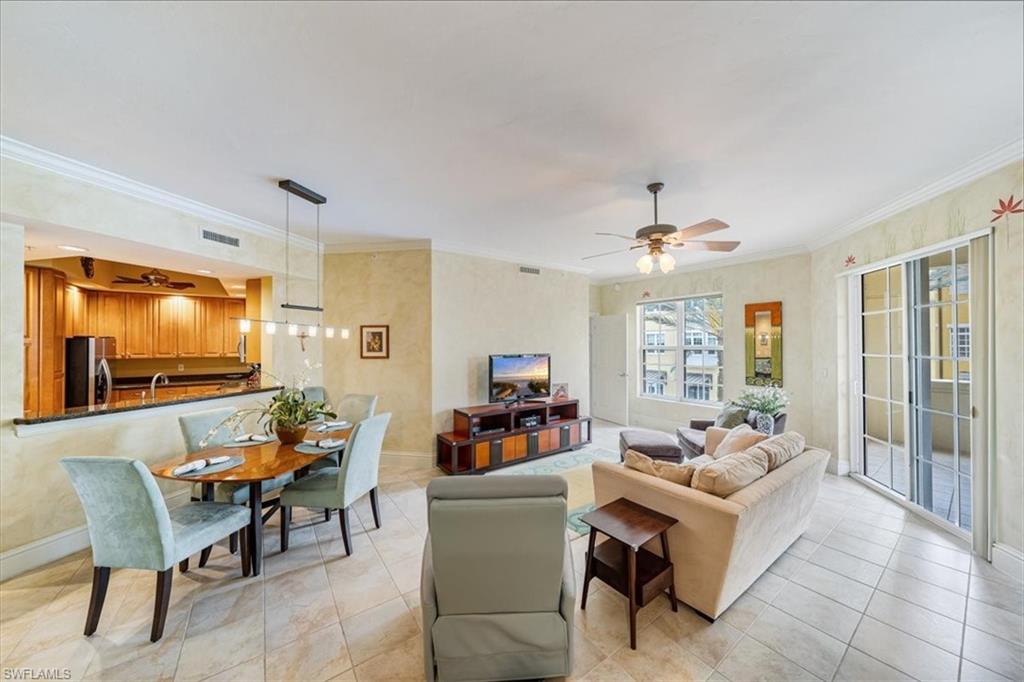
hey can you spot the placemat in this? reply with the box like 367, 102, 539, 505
295, 441, 346, 455
222, 436, 278, 448
178, 456, 245, 477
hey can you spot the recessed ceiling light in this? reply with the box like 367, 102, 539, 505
230, 284, 246, 289
196, 269, 214, 274
57, 245, 89, 253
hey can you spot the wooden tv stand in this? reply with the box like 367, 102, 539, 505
436, 399, 592, 474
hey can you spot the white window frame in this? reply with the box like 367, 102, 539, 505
638, 294, 724, 405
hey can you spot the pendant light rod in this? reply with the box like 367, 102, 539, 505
278, 179, 327, 205
278, 178, 327, 314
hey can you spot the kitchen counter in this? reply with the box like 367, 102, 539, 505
15, 384, 282, 426
112, 372, 250, 390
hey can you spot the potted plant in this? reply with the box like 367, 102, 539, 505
202, 388, 336, 447
732, 386, 791, 434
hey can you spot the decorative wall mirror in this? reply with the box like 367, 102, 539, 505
744, 301, 783, 386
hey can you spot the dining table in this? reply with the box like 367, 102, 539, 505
150, 425, 352, 576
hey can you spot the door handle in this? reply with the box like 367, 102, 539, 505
618, 372, 628, 377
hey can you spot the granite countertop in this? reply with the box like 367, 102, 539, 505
113, 373, 250, 390
15, 384, 282, 425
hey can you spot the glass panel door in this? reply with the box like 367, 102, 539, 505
909, 246, 972, 530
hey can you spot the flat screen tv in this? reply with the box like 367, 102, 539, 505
489, 354, 551, 403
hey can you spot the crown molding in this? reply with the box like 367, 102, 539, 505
430, 240, 595, 275
590, 244, 809, 286
325, 239, 432, 254
0, 136, 321, 251
807, 137, 1024, 252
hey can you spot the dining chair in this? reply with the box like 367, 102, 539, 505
310, 393, 379, 476
61, 457, 250, 642
280, 413, 391, 555
179, 407, 293, 564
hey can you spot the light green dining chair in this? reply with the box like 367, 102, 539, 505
309, 392, 379, 471
62, 457, 250, 642
280, 413, 391, 556
179, 407, 293, 564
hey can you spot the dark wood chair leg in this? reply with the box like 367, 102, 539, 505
84, 566, 110, 636
324, 509, 331, 522
339, 507, 352, 556
280, 505, 291, 552
369, 488, 382, 529
581, 528, 597, 610
178, 558, 189, 573
151, 569, 173, 642
240, 527, 251, 577
229, 531, 238, 555
198, 546, 212, 568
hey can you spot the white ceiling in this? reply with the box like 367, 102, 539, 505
2, 1, 1022, 279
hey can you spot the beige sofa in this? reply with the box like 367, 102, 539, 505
592, 428, 829, 619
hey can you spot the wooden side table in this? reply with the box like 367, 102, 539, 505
580, 497, 678, 649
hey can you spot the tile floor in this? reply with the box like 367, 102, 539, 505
1, 423, 1021, 681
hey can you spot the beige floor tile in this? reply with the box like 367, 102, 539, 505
719, 592, 767, 632
175, 611, 265, 682
966, 598, 1024, 644
574, 587, 668, 658
894, 535, 971, 572
187, 579, 265, 638
865, 591, 963, 654
1, 636, 99, 682
577, 657, 637, 681
786, 537, 820, 559
84, 606, 189, 677
350, 630, 424, 681
200, 655, 265, 682
959, 657, 1014, 682
402, 590, 423, 632
835, 518, 902, 548
325, 549, 401, 620
341, 596, 418, 666
366, 517, 423, 567
746, 605, 846, 680
265, 622, 351, 682
842, 508, 906, 533
849, 616, 960, 681
970, 574, 1024, 615
715, 636, 818, 682
745, 571, 787, 602
567, 627, 608, 681
971, 557, 1021, 587
790, 562, 873, 611
822, 529, 893, 566
886, 549, 969, 595
962, 626, 1023, 681
875, 568, 966, 621
900, 518, 971, 551
833, 647, 913, 681
766, 551, 804, 578
806, 544, 883, 587
771, 581, 861, 643
653, 604, 742, 667
610, 622, 713, 681
264, 564, 340, 651
384, 553, 422, 594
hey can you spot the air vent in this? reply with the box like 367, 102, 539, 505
200, 228, 240, 248
519, 266, 541, 276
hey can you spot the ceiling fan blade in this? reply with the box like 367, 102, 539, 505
663, 219, 729, 243
673, 240, 741, 252
595, 231, 642, 242
112, 276, 146, 284
165, 282, 196, 290
582, 248, 629, 261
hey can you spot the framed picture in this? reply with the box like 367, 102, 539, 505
744, 301, 782, 386
551, 382, 569, 401
360, 325, 390, 359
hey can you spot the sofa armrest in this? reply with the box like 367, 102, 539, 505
421, 535, 438, 681
560, 537, 576, 673
689, 418, 715, 431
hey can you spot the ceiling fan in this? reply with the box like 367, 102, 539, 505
112, 268, 196, 290
583, 182, 740, 274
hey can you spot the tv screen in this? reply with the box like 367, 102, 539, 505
489, 354, 550, 402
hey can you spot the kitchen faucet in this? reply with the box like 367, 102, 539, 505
150, 372, 170, 400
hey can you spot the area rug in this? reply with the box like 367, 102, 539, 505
484, 446, 620, 537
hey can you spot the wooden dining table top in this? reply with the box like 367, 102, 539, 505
150, 426, 353, 484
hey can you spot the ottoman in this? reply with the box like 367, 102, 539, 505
618, 428, 684, 463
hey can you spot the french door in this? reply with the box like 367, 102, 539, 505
852, 239, 982, 536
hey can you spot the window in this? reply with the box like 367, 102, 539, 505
639, 295, 724, 403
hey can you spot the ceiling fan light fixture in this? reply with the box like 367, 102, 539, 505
636, 253, 654, 274
659, 251, 676, 273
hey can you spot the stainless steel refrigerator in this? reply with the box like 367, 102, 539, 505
65, 336, 115, 408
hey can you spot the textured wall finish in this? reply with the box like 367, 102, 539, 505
322, 250, 433, 454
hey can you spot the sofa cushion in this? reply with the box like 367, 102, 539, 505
713, 424, 770, 459
624, 450, 713, 486
714, 404, 749, 429
747, 431, 806, 471
619, 429, 683, 462
691, 450, 769, 497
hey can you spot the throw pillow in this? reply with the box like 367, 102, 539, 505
712, 424, 769, 459
624, 450, 713, 486
747, 431, 806, 471
691, 450, 769, 497
714, 404, 749, 429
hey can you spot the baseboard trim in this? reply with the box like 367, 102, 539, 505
992, 543, 1024, 582
0, 489, 191, 582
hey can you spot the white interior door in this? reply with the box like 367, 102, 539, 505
590, 314, 629, 425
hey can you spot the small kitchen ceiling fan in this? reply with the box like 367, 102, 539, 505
583, 182, 740, 274
112, 268, 196, 290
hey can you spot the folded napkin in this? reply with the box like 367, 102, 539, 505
233, 433, 269, 443
173, 456, 231, 477
314, 421, 351, 433
301, 438, 346, 450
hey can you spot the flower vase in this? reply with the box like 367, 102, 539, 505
754, 412, 775, 435
275, 425, 307, 444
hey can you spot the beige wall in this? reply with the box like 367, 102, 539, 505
322, 250, 433, 454
431, 251, 591, 434
596, 253, 814, 440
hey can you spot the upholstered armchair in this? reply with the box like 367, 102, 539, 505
280, 412, 391, 555
678, 411, 788, 458
179, 407, 293, 562
421, 475, 575, 681
62, 457, 250, 642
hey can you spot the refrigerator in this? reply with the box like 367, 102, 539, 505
65, 336, 116, 408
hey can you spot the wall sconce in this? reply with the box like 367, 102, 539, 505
308, 325, 317, 337
265, 322, 276, 335
238, 319, 252, 334
325, 327, 335, 339
341, 328, 350, 339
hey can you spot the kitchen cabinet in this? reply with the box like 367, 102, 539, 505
176, 297, 201, 357
64, 285, 91, 337
200, 298, 225, 357
124, 294, 154, 358
153, 295, 178, 357
223, 299, 245, 358
24, 266, 66, 416
95, 292, 126, 357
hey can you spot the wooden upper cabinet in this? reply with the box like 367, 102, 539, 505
23, 266, 65, 416
124, 294, 154, 358
176, 296, 201, 357
153, 295, 178, 358
200, 298, 225, 357
95, 292, 126, 357
64, 285, 90, 338
24, 268, 40, 415
223, 299, 245, 358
